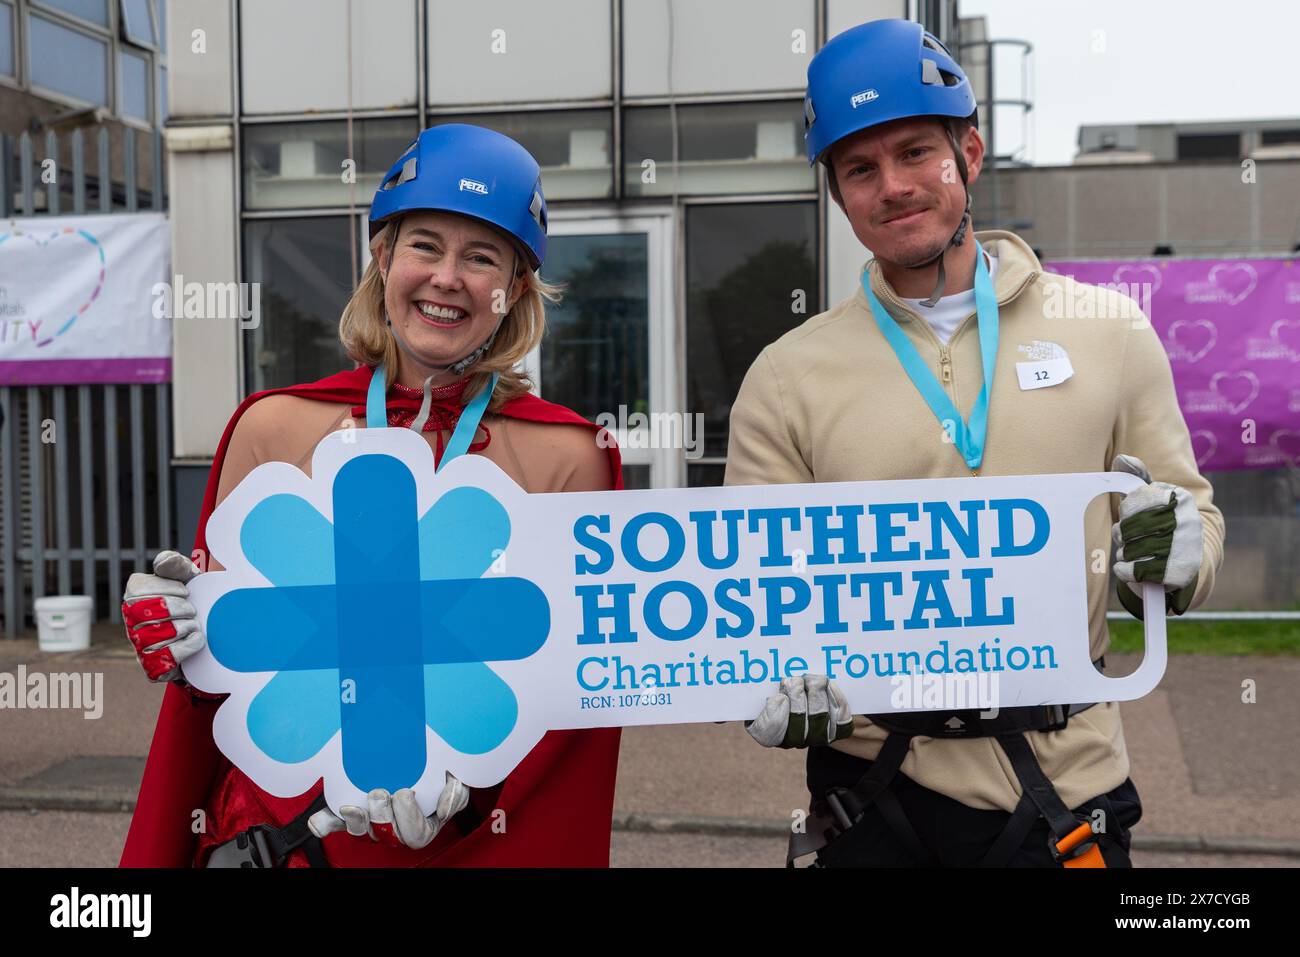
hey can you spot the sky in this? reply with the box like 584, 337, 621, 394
956, 0, 1300, 165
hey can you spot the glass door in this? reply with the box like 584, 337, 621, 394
529, 212, 680, 488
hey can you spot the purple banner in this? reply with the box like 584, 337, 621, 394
0, 357, 171, 384
1043, 258, 1300, 471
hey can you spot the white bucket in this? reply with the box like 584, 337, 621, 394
34, 596, 95, 653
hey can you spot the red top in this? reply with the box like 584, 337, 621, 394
120, 366, 624, 867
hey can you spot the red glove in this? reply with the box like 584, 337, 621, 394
122, 550, 207, 684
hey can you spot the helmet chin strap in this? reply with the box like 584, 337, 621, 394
905, 193, 971, 308
380, 215, 517, 407
905, 124, 973, 308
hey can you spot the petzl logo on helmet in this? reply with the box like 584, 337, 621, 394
851, 89, 880, 108
459, 178, 489, 195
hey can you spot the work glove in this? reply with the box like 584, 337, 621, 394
122, 549, 206, 683
1110, 454, 1204, 618
307, 775, 471, 850
747, 674, 855, 749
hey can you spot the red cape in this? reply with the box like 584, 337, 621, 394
120, 367, 623, 867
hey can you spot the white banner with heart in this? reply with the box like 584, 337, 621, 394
0, 212, 170, 384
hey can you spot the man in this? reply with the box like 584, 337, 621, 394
726, 19, 1224, 868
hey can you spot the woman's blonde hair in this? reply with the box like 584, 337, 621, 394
339, 217, 561, 412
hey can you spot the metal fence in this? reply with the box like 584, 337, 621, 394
0, 124, 169, 639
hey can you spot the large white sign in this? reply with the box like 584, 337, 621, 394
185, 427, 1166, 816
0, 212, 170, 383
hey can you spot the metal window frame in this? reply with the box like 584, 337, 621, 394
155, 56, 164, 123
115, 41, 152, 128
232, 0, 420, 397
117, 0, 157, 51
422, 104, 617, 202
617, 0, 816, 102
618, 96, 818, 200
238, 113, 423, 209
623, 90, 806, 107
232, 0, 246, 397
19, 0, 165, 128
229, 0, 832, 487
239, 212, 355, 396
24, 5, 113, 111
239, 107, 422, 125
424, 99, 615, 117
30, 0, 110, 33
680, 195, 820, 472
535, 207, 681, 487
424, 0, 616, 111
234, 0, 418, 118
0, 1, 18, 83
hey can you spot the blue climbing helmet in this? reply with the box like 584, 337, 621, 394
803, 18, 976, 167
369, 123, 548, 269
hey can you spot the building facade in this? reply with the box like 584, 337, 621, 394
86, 0, 1300, 615
164, 0, 941, 544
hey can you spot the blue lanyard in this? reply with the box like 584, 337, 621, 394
366, 363, 498, 471
861, 242, 999, 472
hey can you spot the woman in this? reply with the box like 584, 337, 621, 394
119, 125, 624, 867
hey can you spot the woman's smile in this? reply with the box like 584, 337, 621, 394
414, 300, 472, 328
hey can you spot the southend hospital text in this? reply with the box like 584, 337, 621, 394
570, 498, 1061, 690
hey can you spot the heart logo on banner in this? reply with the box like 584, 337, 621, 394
1189, 430, 1218, 469
1209, 371, 1261, 415
1112, 263, 1162, 295
1207, 262, 1258, 306
1270, 430, 1300, 468
0, 227, 107, 346
1165, 319, 1218, 363
1270, 318, 1300, 360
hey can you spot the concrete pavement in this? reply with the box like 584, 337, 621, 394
1, 625, 1297, 867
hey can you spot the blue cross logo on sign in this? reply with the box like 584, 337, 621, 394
204, 451, 550, 795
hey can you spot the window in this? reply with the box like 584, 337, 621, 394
427, 0, 610, 104
35, 0, 108, 27
242, 118, 417, 210
1176, 133, 1240, 162
685, 202, 818, 479
118, 47, 149, 121
540, 232, 650, 422
687, 463, 727, 488
622, 0, 813, 97
428, 111, 613, 200
623, 101, 814, 196
29, 12, 109, 106
243, 218, 356, 393
120, 0, 155, 47
1261, 128, 1300, 146
0, 3, 13, 78
241, 0, 416, 113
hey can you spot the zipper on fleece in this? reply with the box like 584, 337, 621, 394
866, 263, 1037, 477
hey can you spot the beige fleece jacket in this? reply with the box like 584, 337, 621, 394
725, 229, 1225, 812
